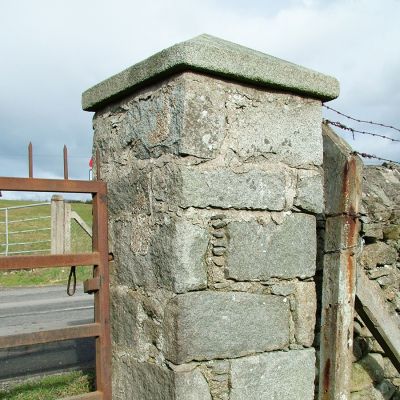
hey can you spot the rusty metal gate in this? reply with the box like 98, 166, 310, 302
0, 146, 111, 400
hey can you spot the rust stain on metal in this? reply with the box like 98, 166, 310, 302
63, 145, 69, 180
347, 250, 355, 298
322, 358, 331, 399
319, 151, 361, 400
28, 142, 33, 178
341, 157, 358, 214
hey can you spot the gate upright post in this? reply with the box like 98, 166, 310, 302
92, 186, 112, 400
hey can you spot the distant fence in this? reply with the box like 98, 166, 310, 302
0, 202, 51, 256
0, 197, 91, 257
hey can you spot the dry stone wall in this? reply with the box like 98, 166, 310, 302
352, 163, 400, 400
92, 71, 323, 399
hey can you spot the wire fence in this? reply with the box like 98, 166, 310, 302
0, 203, 51, 256
323, 105, 400, 166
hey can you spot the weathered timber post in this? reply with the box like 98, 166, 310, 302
51, 195, 71, 254
319, 124, 363, 399
82, 34, 339, 399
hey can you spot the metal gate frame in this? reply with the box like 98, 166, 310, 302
0, 147, 111, 400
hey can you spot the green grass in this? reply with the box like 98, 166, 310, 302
0, 370, 95, 400
0, 200, 93, 287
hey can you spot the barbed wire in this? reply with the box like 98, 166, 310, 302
323, 104, 400, 133
352, 151, 400, 165
325, 119, 400, 143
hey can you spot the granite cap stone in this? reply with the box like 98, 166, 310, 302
82, 34, 339, 111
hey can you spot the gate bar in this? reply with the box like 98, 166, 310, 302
0, 252, 100, 270
0, 323, 101, 349
0, 177, 106, 194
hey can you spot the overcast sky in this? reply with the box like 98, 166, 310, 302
1, 0, 399, 199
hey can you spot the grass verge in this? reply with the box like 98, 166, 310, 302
0, 370, 95, 400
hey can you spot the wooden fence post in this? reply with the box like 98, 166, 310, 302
51, 195, 71, 254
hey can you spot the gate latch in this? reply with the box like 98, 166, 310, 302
83, 277, 101, 294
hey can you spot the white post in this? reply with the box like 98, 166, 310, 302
5, 208, 8, 256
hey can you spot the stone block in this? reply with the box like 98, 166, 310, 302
351, 361, 375, 392
226, 213, 316, 280
293, 282, 317, 347
110, 286, 140, 348
179, 76, 226, 158
92, 82, 183, 160
224, 89, 323, 167
295, 169, 324, 213
112, 217, 208, 292
164, 292, 289, 363
83, 34, 339, 112
383, 224, 400, 240
152, 164, 295, 211
360, 242, 398, 268
150, 219, 209, 293
175, 368, 212, 400
363, 223, 384, 240
111, 217, 159, 289
230, 349, 315, 400
105, 161, 152, 216
112, 354, 174, 400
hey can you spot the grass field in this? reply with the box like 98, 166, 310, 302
0, 370, 95, 400
0, 199, 93, 287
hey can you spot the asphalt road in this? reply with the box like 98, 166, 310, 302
0, 285, 95, 381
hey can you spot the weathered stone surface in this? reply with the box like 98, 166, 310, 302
152, 163, 295, 210
150, 219, 209, 293
113, 354, 174, 400
230, 349, 315, 400
360, 242, 398, 268
164, 292, 289, 363
271, 283, 295, 296
87, 36, 334, 400
94, 72, 325, 166
83, 34, 339, 111
351, 381, 396, 400
175, 368, 212, 400
224, 90, 323, 167
295, 169, 324, 212
92, 84, 183, 161
111, 286, 140, 348
383, 225, 400, 240
293, 282, 317, 347
112, 217, 208, 292
111, 217, 158, 289
351, 362, 376, 392
351, 353, 385, 393
104, 161, 152, 215
226, 213, 316, 280
179, 78, 226, 158
363, 223, 384, 240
